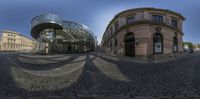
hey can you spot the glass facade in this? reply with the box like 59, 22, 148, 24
31, 14, 95, 53
31, 14, 62, 28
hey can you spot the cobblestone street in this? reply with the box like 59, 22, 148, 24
0, 52, 200, 98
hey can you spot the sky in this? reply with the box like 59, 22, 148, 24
0, 0, 199, 44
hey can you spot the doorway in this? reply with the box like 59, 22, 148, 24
124, 33, 135, 57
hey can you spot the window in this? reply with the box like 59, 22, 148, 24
171, 19, 178, 27
110, 27, 113, 35
108, 30, 111, 37
114, 37, 118, 46
110, 40, 112, 47
114, 22, 119, 32
152, 15, 163, 22
127, 16, 135, 24
173, 37, 178, 52
153, 33, 163, 54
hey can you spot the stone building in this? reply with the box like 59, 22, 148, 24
0, 30, 36, 52
101, 8, 185, 60
193, 44, 200, 51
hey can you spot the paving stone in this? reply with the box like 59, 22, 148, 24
0, 52, 199, 98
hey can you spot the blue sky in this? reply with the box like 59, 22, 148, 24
0, 0, 199, 44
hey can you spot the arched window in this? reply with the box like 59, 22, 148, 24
125, 33, 135, 41
173, 37, 178, 52
108, 40, 112, 52
153, 33, 163, 54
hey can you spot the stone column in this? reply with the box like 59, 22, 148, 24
143, 11, 149, 20
166, 13, 170, 25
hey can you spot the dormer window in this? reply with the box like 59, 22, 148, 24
114, 21, 119, 32
171, 19, 178, 28
152, 15, 163, 22
110, 27, 113, 35
127, 16, 135, 24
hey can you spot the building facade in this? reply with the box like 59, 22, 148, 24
193, 44, 200, 51
0, 30, 36, 52
31, 14, 95, 54
101, 8, 185, 60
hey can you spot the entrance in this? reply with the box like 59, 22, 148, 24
124, 33, 135, 57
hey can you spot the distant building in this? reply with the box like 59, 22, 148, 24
184, 44, 189, 50
193, 44, 200, 51
101, 8, 185, 60
94, 36, 98, 50
0, 30, 36, 52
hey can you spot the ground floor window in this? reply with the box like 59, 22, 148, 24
153, 33, 163, 54
173, 37, 178, 52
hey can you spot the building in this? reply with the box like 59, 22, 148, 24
184, 44, 189, 51
94, 36, 98, 50
101, 8, 185, 60
193, 44, 200, 51
183, 42, 192, 51
31, 14, 95, 54
0, 30, 36, 52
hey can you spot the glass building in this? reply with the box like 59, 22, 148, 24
31, 14, 95, 53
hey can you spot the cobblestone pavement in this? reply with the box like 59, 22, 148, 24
0, 52, 200, 98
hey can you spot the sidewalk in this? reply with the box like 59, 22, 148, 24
100, 52, 197, 63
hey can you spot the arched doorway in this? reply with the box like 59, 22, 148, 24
124, 33, 135, 57
153, 33, 163, 54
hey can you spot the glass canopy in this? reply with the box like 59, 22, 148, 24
31, 14, 95, 53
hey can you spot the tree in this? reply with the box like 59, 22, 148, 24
184, 42, 193, 49
197, 44, 200, 49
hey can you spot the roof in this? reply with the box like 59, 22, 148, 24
1, 30, 36, 41
1, 30, 20, 34
116, 7, 185, 20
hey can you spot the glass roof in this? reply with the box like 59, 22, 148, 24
31, 14, 62, 28
31, 14, 95, 44
61, 21, 95, 43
